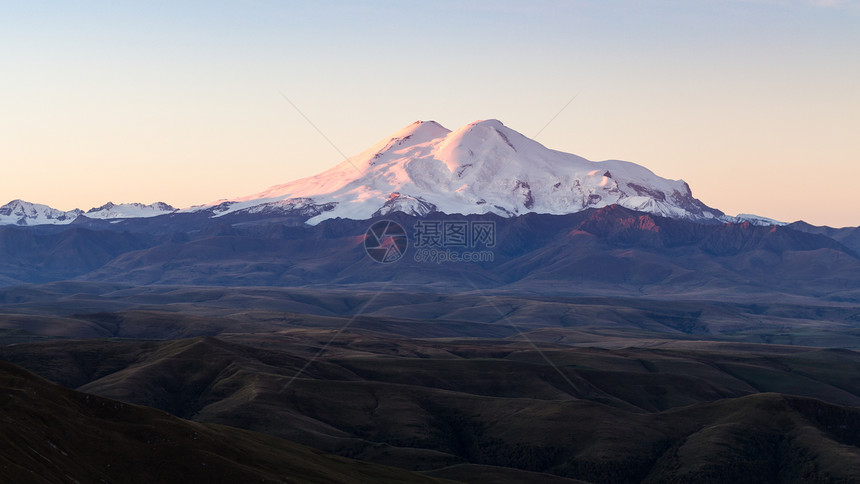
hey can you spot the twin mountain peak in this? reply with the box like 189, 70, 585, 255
1, 119, 780, 227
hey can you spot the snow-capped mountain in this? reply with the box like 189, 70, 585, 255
3, 119, 782, 227
726, 213, 786, 226
196, 119, 728, 225
0, 200, 83, 226
82, 202, 176, 220
0, 200, 175, 226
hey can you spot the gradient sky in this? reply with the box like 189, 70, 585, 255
2, 1, 858, 227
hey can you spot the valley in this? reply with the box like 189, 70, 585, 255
2, 283, 860, 482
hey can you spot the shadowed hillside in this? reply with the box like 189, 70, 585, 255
4, 336, 860, 482
0, 360, 454, 483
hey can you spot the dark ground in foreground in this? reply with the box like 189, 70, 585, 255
2, 285, 860, 482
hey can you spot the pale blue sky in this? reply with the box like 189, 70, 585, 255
2, 0, 858, 226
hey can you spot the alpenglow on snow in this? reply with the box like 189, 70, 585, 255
193, 119, 727, 224
4, 119, 783, 227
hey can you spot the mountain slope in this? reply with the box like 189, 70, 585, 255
0, 360, 452, 483
2, 206, 857, 299
4, 337, 860, 482
0, 225, 158, 284
63, 208, 860, 301
194, 119, 727, 224
789, 220, 860, 255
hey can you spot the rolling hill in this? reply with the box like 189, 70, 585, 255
0, 359, 452, 483
3, 334, 860, 482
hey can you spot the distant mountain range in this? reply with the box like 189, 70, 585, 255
1, 205, 858, 301
1, 119, 803, 228
0, 200, 175, 226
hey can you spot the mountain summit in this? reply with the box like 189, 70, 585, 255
2, 120, 776, 227
199, 119, 726, 224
